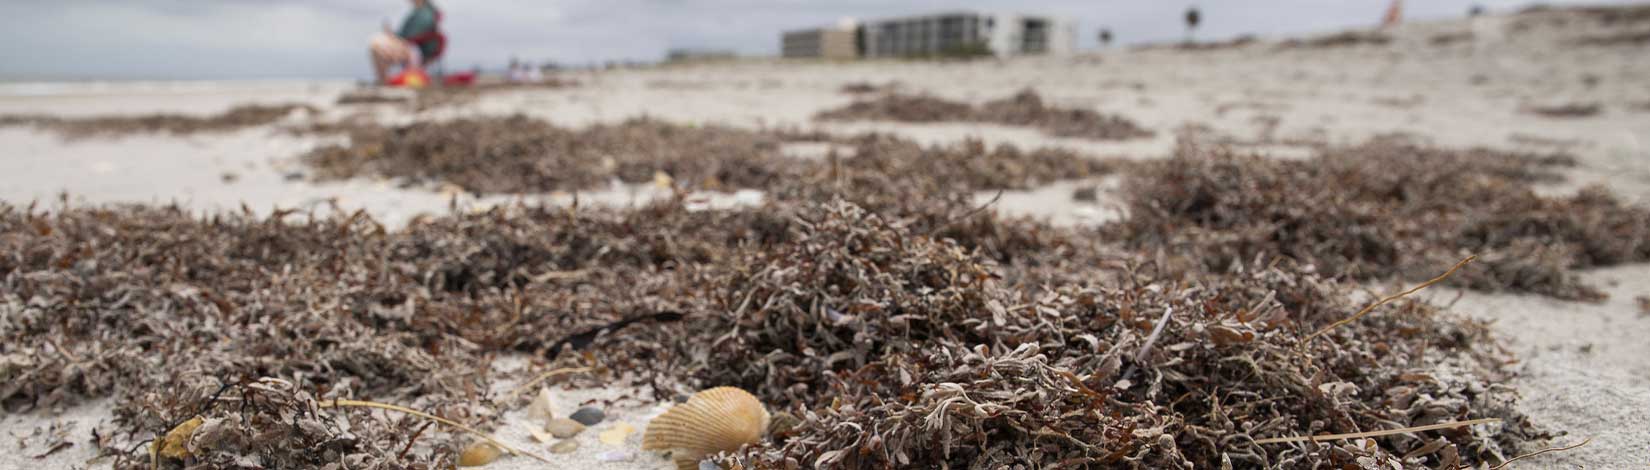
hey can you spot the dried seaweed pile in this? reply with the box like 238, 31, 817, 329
301, 115, 1114, 197
0, 103, 315, 139
795, 134, 1117, 198
686, 201, 1532, 468
1138, 36, 1259, 52
409, 80, 583, 111
0, 196, 1087, 467
1571, 30, 1650, 46
838, 81, 899, 95
817, 89, 1155, 141
1277, 31, 1393, 49
0, 200, 838, 467
816, 93, 973, 123
336, 92, 410, 105
3, 193, 1539, 468
305, 116, 812, 194
1, 205, 497, 467
1108, 137, 1650, 300
1526, 103, 1603, 118
1557, 3, 1650, 25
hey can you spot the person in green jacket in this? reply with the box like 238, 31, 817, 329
369, 0, 444, 84
397, 1, 442, 60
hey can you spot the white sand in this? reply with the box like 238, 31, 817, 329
3, 9, 1649, 468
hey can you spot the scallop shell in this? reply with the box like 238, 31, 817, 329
643, 387, 770, 470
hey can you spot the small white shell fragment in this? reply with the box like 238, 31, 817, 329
598, 450, 635, 462
526, 387, 556, 425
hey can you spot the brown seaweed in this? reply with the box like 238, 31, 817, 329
0, 103, 316, 140
299, 115, 1115, 197
1107, 135, 1648, 300
817, 89, 1155, 141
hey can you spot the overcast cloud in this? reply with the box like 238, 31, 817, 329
0, 0, 1638, 80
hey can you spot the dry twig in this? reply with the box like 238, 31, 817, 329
1252, 418, 1501, 444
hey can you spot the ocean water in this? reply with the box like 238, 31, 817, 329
0, 79, 357, 117
0, 79, 354, 98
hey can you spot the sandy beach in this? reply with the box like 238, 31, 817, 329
3, 7, 1649, 469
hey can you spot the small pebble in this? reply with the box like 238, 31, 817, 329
550, 439, 579, 454
458, 442, 502, 467
597, 450, 634, 462
570, 407, 605, 426
546, 418, 586, 438
700, 460, 722, 470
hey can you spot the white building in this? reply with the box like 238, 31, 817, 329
860, 12, 1076, 58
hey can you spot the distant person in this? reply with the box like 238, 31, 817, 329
507, 58, 528, 83
1184, 7, 1201, 42
526, 62, 545, 83
1099, 28, 1113, 48
369, 0, 445, 85
1468, 4, 1485, 17
1382, 0, 1404, 28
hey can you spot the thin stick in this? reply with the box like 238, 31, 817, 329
1252, 418, 1500, 444
505, 366, 594, 399
1304, 256, 1475, 345
1118, 306, 1174, 386
1136, 306, 1175, 363
530, 269, 588, 283
398, 420, 434, 461
936, 189, 1004, 234
318, 399, 550, 464
1485, 437, 1591, 470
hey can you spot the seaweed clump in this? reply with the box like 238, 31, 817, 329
1108, 137, 1650, 300
1277, 30, 1393, 49
304, 116, 813, 194
0, 103, 315, 139
2, 195, 1539, 468
690, 201, 1532, 469
1526, 103, 1603, 118
1, 204, 502, 468
300, 115, 1116, 198
817, 89, 1155, 141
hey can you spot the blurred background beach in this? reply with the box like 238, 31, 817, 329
2, 1, 1648, 469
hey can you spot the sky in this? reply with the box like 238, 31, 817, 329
0, 0, 1640, 81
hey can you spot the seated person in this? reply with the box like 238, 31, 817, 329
369, 0, 442, 85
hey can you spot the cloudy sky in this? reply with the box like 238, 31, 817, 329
0, 0, 1637, 81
